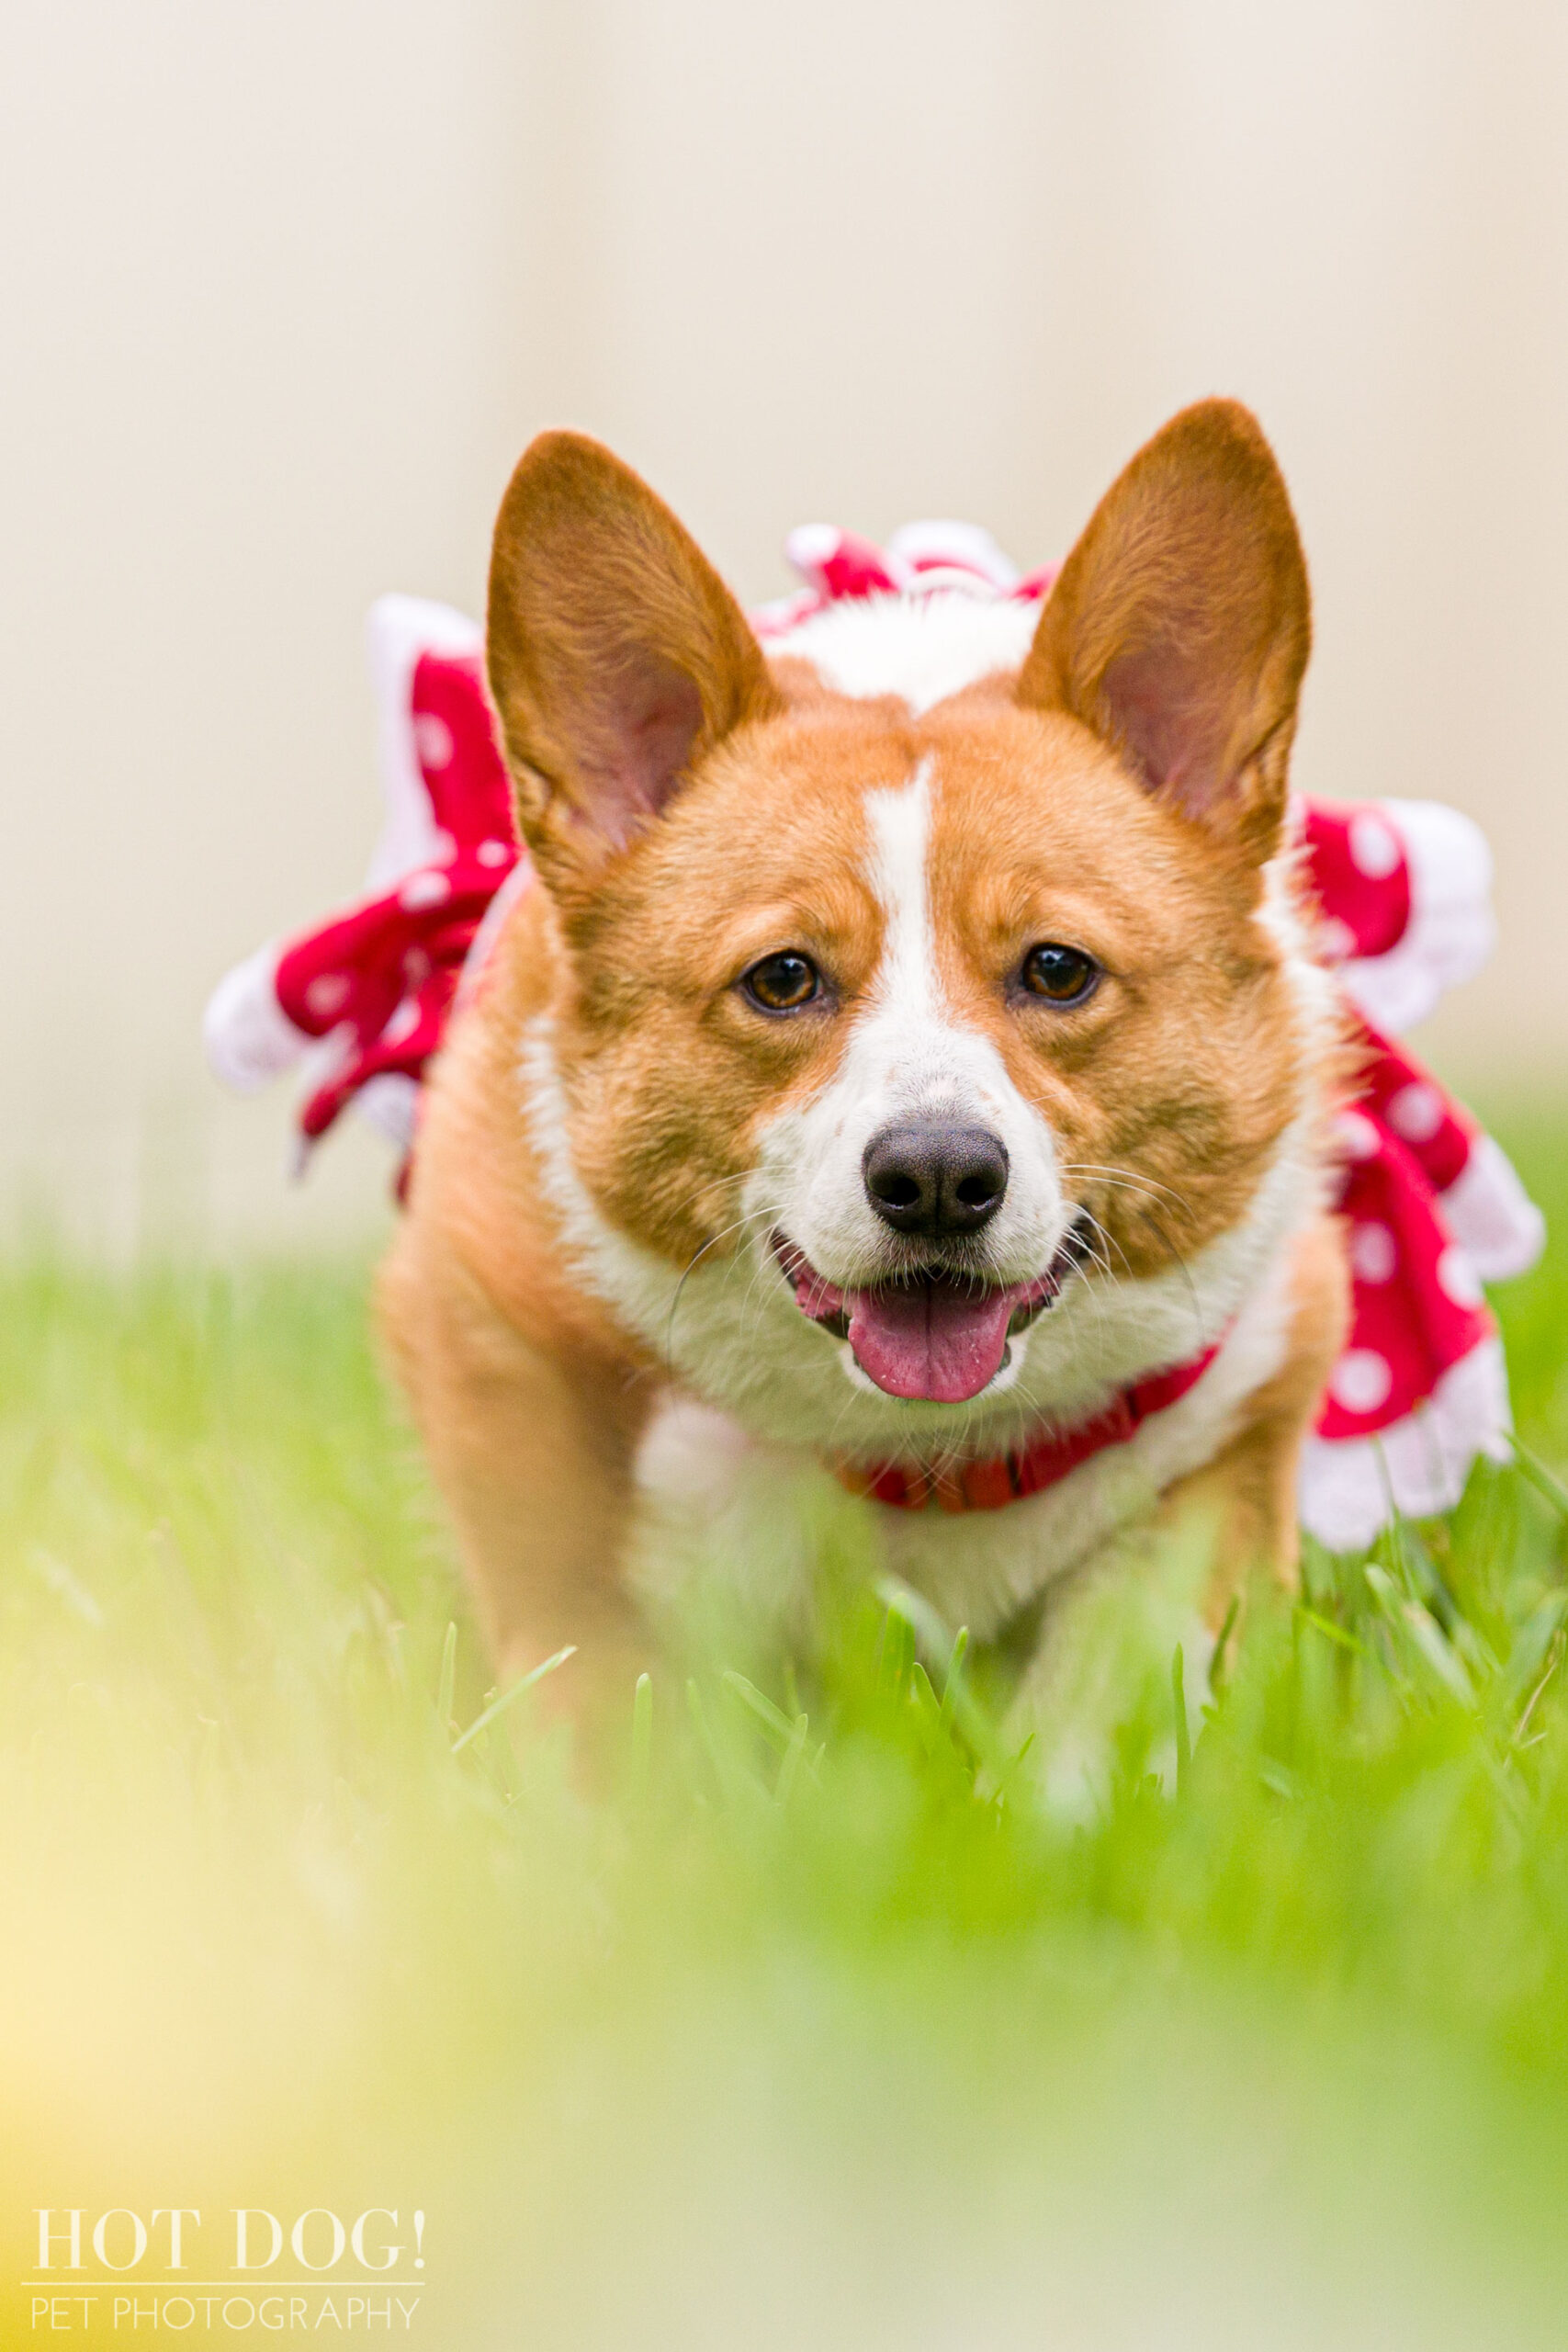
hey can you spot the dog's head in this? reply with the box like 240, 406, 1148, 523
487, 402, 1322, 1455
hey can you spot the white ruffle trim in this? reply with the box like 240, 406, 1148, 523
1297, 1335, 1512, 1552
353, 1071, 420, 1149
207, 596, 484, 1122
287, 1039, 420, 1162
885, 518, 1021, 589
1440, 1134, 1546, 1282
202, 944, 304, 1091
363, 594, 483, 890
206, 956, 420, 1152
1340, 797, 1495, 1035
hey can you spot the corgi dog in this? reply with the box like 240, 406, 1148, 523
378, 399, 1349, 1764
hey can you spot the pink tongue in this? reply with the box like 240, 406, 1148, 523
847, 1277, 1016, 1404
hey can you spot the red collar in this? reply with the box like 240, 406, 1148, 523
834, 1340, 1222, 1513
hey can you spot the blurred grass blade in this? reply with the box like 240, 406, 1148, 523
1514, 1629, 1563, 1747
774, 1713, 812, 1805
631, 1670, 653, 1800
722, 1668, 799, 1752
687, 1678, 745, 1803
1171, 1645, 1191, 1793
436, 1619, 457, 1737
1297, 1604, 1368, 1659
26, 1545, 105, 1628
941, 1626, 970, 1730
1401, 1606, 1475, 1709
1208, 1594, 1241, 1694
874, 1573, 953, 1664
1367, 1565, 1473, 1709
908, 1659, 945, 1748
1512, 1437, 1568, 1519
450, 1645, 576, 1753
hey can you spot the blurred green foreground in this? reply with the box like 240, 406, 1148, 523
6, 1117, 1568, 2350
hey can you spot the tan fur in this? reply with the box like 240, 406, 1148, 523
379, 400, 1349, 1736
1161, 1212, 1351, 1628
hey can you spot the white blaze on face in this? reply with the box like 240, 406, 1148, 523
750, 756, 1069, 1288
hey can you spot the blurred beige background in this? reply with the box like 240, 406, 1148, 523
3, 0, 1564, 1250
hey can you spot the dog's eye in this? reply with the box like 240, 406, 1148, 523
1022, 943, 1099, 1005
742, 952, 821, 1012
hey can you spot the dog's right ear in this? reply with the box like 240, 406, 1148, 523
486, 432, 780, 884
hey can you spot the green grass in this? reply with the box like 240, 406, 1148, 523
7, 1115, 1568, 2348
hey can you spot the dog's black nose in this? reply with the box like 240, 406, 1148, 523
863, 1123, 1010, 1238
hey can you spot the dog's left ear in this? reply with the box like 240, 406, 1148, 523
486, 431, 781, 882
1017, 399, 1310, 860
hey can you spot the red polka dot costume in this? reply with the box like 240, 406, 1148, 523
206, 528, 1544, 1553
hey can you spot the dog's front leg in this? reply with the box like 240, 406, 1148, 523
378, 1235, 656, 1742
1010, 1495, 1234, 1818
1012, 1215, 1348, 1813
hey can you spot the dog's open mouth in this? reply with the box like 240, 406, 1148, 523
772, 1223, 1091, 1405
